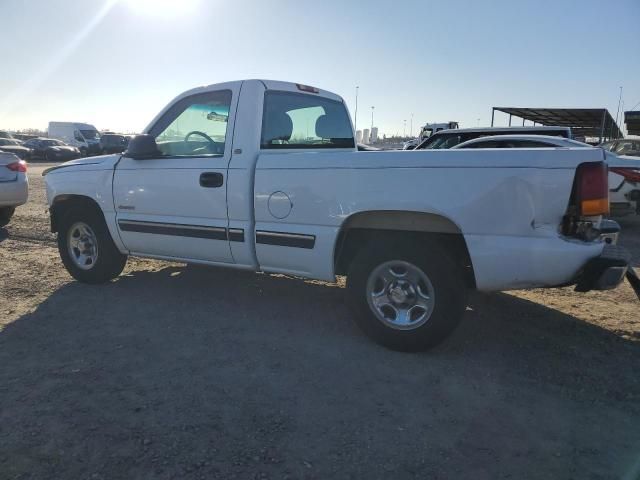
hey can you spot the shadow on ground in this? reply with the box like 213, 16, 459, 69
1, 266, 639, 479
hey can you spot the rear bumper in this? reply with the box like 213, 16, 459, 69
574, 245, 640, 299
0, 175, 28, 207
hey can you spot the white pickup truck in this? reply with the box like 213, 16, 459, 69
44, 80, 639, 351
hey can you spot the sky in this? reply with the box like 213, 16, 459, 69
0, 0, 638, 137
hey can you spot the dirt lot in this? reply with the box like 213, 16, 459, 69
1, 164, 639, 479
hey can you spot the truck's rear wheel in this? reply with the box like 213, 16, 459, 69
58, 207, 127, 284
0, 207, 15, 227
347, 241, 467, 352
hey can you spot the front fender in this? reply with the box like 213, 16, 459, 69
45, 167, 126, 253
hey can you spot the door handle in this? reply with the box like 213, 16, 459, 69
200, 172, 224, 188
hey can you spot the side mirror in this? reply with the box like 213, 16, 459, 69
123, 134, 160, 160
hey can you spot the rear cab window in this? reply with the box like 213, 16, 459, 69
261, 91, 354, 149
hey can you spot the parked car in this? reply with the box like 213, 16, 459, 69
608, 157, 640, 216
453, 134, 585, 150
48, 122, 101, 156
99, 134, 128, 154
0, 152, 28, 227
0, 130, 14, 139
43, 79, 638, 351
414, 126, 573, 150
453, 135, 640, 216
0, 138, 32, 160
22, 138, 81, 162
600, 139, 640, 157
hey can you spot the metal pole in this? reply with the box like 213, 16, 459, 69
491, 108, 495, 127
410, 113, 413, 137
354, 86, 359, 133
522, 117, 525, 126
614, 86, 623, 133
403, 120, 406, 137
508, 114, 512, 127
599, 109, 606, 143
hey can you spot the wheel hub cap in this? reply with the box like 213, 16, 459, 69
366, 260, 435, 330
67, 222, 99, 270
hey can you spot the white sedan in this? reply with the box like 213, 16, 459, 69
454, 135, 640, 217
0, 152, 28, 227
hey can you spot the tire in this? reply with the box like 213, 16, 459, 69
44, 151, 51, 162
57, 206, 127, 284
0, 207, 15, 227
346, 238, 467, 352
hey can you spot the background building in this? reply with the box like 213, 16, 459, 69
370, 127, 379, 143
362, 128, 370, 145
355, 130, 363, 143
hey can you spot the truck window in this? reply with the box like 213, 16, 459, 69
261, 91, 354, 149
149, 90, 232, 158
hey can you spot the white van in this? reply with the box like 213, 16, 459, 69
48, 122, 101, 156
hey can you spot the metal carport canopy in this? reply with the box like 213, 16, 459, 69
491, 107, 622, 140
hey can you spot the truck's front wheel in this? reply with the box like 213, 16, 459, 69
347, 241, 467, 352
58, 207, 127, 284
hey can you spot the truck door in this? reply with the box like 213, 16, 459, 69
113, 88, 237, 264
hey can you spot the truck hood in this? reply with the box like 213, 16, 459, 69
42, 153, 121, 175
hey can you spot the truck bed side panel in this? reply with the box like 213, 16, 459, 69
253, 148, 605, 289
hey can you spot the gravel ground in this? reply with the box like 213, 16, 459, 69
0, 164, 639, 480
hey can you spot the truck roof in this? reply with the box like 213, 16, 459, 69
49, 122, 98, 130
173, 79, 344, 103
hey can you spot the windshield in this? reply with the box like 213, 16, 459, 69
80, 129, 100, 140
420, 128, 434, 140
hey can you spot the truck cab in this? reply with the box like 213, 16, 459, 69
418, 122, 459, 143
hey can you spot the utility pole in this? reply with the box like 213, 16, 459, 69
354, 86, 359, 133
410, 113, 413, 137
614, 86, 623, 139
403, 119, 406, 137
